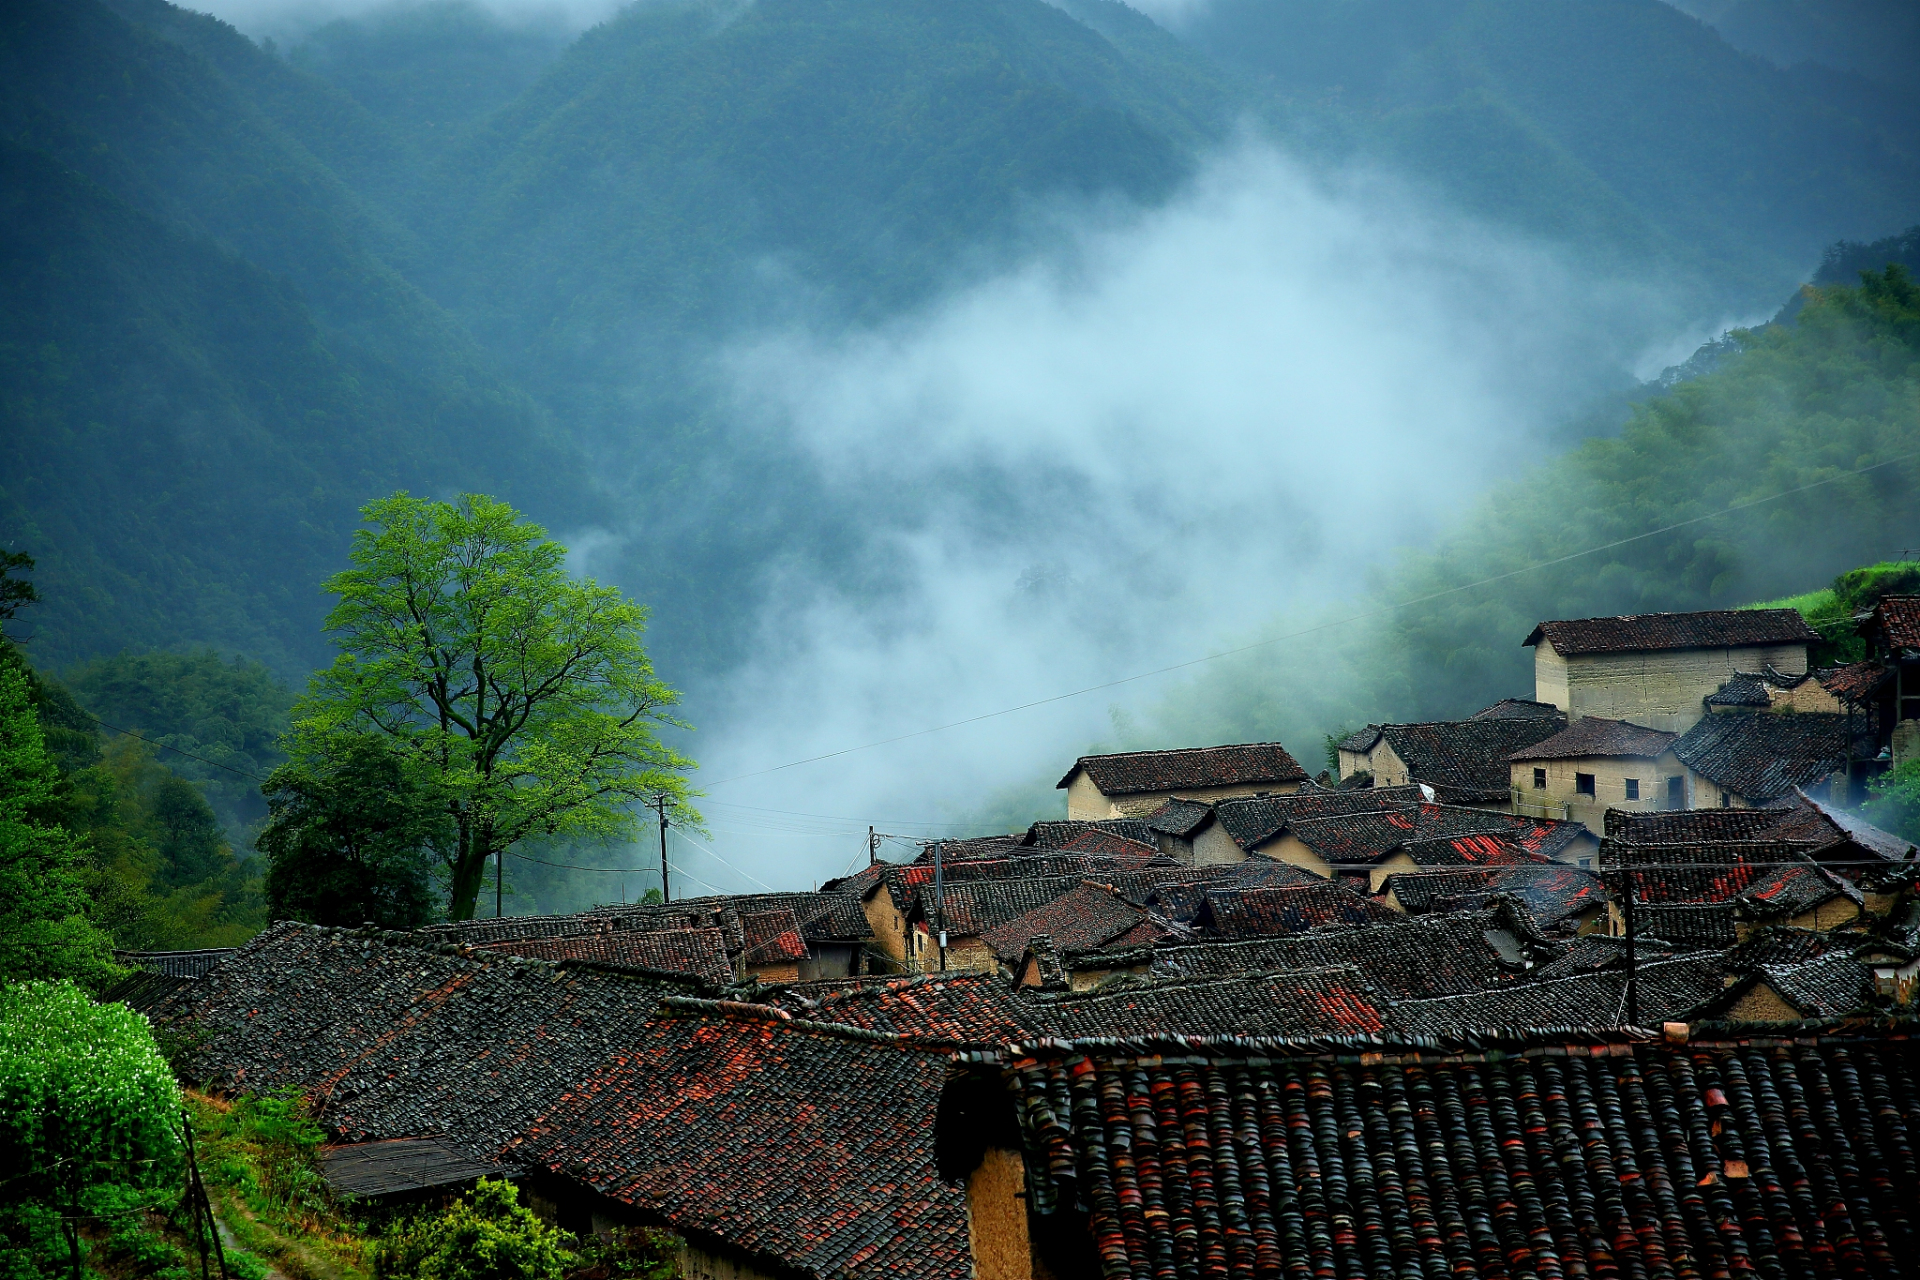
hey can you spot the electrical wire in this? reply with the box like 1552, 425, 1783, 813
702, 449, 1920, 789
81, 713, 269, 781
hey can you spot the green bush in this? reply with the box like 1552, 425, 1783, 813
0, 981, 182, 1279
375, 1181, 573, 1280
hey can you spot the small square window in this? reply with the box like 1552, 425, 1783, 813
1576, 772, 1596, 797
1624, 778, 1639, 800
1533, 767, 1547, 789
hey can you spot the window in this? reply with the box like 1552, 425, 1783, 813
1533, 767, 1547, 789
1624, 778, 1639, 801
1667, 776, 1685, 808
1576, 772, 1596, 797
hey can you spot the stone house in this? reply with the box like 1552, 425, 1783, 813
1056, 741, 1306, 819
1524, 608, 1818, 731
1335, 703, 1566, 806
1507, 715, 1685, 833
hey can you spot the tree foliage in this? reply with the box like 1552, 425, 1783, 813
258, 738, 447, 928
289, 494, 697, 921
375, 1180, 573, 1280
0, 661, 116, 988
0, 981, 182, 1279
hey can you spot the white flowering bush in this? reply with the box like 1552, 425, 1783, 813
0, 981, 182, 1278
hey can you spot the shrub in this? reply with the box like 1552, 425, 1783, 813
0, 981, 182, 1279
375, 1181, 573, 1280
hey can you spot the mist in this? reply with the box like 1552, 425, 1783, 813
635, 142, 1693, 891
191, 0, 620, 39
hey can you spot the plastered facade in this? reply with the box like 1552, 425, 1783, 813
1256, 834, 1335, 879
1724, 984, 1806, 1024
1509, 750, 1686, 836
861, 887, 910, 963
1339, 739, 1407, 786
1065, 772, 1300, 820
966, 1148, 1036, 1280
1534, 640, 1809, 732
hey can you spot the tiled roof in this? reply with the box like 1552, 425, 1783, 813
1755, 952, 1874, 1018
101, 970, 198, 1018
1285, 804, 1582, 866
1509, 716, 1677, 760
1735, 858, 1862, 920
113, 948, 235, 979
863, 849, 1173, 916
1471, 697, 1567, 720
1023, 967, 1386, 1038
1023, 818, 1157, 849
979, 883, 1174, 964
1384, 863, 1607, 931
1863, 595, 1920, 652
1604, 839, 1815, 904
1723, 926, 1839, 970
1146, 908, 1546, 998
917, 835, 1027, 861
1818, 660, 1891, 704
914, 875, 1089, 935
419, 903, 740, 950
1199, 884, 1402, 938
982, 1027, 1920, 1280
777, 973, 1040, 1044
740, 908, 810, 965
1336, 726, 1382, 752
1672, 711, 1859, 801
478, 928, 734, 985
1705, 672, 1777, 708
1637, 902, 1741, 946
1144, 798, 1215, 838
1370, 715, 1569, 801
1146, 859, 1328, 924
1211, 787, 1429, 851
686, 892, 873, 943
1528, 935, 1679, 980
1397, 831, 1545, 868
1793, 791, 1917, 861
1390, 953, 1727, 1035
1057, 742, 1307, 795
1604, 805, 1799, 841
512, 1011, 966, 1280
181, 923, 699, 1161
1054, 828, 1162, 857
1524, 608, 1819, 654
319, 1139, 501, 1200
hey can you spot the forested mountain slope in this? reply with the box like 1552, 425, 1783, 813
1179, 0, 1920, 301
416, 0, 1241, 375
0, 0, 585, 674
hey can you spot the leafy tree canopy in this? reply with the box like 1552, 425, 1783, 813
0, 981, 181, 1279
0, 662, 117, 989
289, 493, 698, 921
258, 737, 448, 929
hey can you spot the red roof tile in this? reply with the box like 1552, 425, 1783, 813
1864, 595, 1920, 651
739, 908, 809, 965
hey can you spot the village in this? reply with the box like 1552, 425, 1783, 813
103, 595, 1920, 1280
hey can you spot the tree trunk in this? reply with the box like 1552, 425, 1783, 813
447, 826, 490, 921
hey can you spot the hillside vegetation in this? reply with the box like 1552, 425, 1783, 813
1145, 263, 1920, 753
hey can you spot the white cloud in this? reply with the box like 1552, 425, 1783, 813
657, 140, 1688, 889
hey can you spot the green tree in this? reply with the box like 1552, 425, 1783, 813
0, 981, 182, 1280
0, 550, 35, 638
258, 738, 448, 928
0, 664, 116, 987
288, 494, 696, 921
376, 1179, 574, 1280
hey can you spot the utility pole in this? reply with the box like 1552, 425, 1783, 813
933, 840, 947, 973
1622, 861, 1640, 1028
656, 794, 670, 903
868, 825, 878, 867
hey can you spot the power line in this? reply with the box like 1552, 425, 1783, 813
704, 449, 1920, 789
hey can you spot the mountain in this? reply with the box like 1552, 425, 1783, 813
1175, 0, 1920, 303
0, 0, 586, 675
